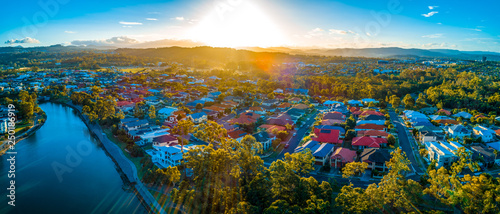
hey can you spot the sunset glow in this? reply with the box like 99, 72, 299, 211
189, 2, 288, 48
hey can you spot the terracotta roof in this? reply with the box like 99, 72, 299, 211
352, 136, 387, 148
228, 130, 248, 139
331, 148, 357, 163
249, 106, 264, 112
355, 124, 386, 130
277, 102, 293, 109
435, 119, 460, 125
293, 104, 309, 110
357, 130, 389, 137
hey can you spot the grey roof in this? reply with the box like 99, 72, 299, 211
252, 132, 271, 142
359, 148, 391, 163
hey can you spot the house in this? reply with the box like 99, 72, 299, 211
352, 136, 388, 149
323, 112, 346, 121
312, 129, 341, 144
150, 144, 197, 168
248, 106, 266, 115
152, 134, 179, 147
357, 130, 389, 138
424, 141, 456, 168
158, 107, 178, 119
228, 130, 248, 142
187, 112, 207, 124
144, 96, 161, 106
356, 120, 385, 125
0, 118, 7, 134
289, 97, 302, 104
354, 124, 387, 131
323, 100, 342, 107
419, 128, 445, 143
207, 91, 222, 99
298, 142, 336, 165
471, 146, 497, 166
361, 114, 386, 121
277, 102, 293, 110
123, 119, 149, 132
330, 148, 357, 168
452, 112, 473, 119
473, 126, 496, 142
359, 148, 391, 172
273, 88, 284, 93
446, 125, 471, 138
136, 129, 171, 146
314, 125, 346, 136
361, 98, 379, 104
252, 131, 275, 151
262, 99, 279, 107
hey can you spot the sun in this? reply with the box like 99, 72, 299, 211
188, 1, 288, 48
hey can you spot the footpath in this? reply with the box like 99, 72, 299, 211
65, 102, 166, 214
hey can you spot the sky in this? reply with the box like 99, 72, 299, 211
1, 0, 499, 52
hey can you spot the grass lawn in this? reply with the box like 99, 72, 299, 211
14, 122, 33, 136
103, 128, 147, 180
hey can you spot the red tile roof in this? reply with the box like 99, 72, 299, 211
228, 130, 248, 139
437, 109, 451, 115
352, 136, 387, 148
355, 124, 386, 130
331, 148, 357, 163
312, 129, 340, 144
357, 130, 389, 137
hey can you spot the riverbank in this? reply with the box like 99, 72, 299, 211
58, 101, 166, 214
0, 110, 47, 156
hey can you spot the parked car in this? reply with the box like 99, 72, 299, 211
285, 144, 289, 149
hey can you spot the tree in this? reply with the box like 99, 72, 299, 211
195, 103, 203, 110
345, 115, 356, 130
387, 134, 396, 146
416, 93, 427, 108
342, 162, 368, 181
403, 94, 415, 109
389, 95, 401, 108
148, 105, 156, 119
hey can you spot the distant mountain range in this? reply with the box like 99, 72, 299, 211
1, 44, 499, 61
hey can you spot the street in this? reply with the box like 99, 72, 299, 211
389, 110, 424, 174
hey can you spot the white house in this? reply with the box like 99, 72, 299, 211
0, 118, 8, 134
252, 131, 275, 151
187, 112, 207, 124
446, 125, 471, 139
136, 129, 171, 146
473, 126, 496, 142
425, 141, 456, 168
150, 144, 197, 168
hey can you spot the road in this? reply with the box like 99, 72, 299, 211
389, 110, 424, 174
275, 111, 319, 160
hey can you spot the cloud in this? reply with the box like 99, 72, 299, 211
119, 21, 143, 25
65, 31, 76, 34
422, 11, 438, 17
70, 36, 140, 46
5, 37, 40, 44
422, 33, 443, 38
304, 28, 325, 38
146, 18, 157, 21
174, 17, 185, 21
428, 6, 438, 10
329, 29, 355, 35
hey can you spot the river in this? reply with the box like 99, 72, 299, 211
0, 103, 147, 214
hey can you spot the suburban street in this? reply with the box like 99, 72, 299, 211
275, 111, 319, 160
389, 110, 425, 175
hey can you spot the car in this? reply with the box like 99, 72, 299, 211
293, 133, 297, 136
284, 144, 289, 149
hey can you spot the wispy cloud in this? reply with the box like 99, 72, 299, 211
5, 37, 40, 44
174, 17, 185, 21
329, 29, 355, 35
64, 31, 76, 34
422, 33, 443, 38
428, 6, 438, 10
422, 11, 438, 17
146, 18, 157, 21
119, 21, 143, 25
